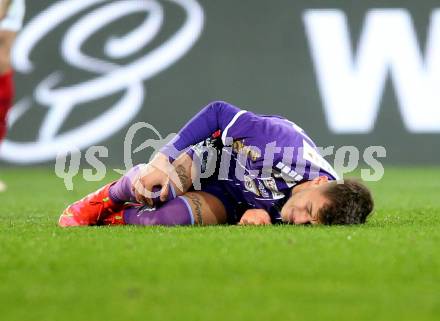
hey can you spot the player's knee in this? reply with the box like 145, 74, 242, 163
182, 191, 227, 225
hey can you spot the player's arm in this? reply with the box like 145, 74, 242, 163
159, 101, 244, 160
0, 0, 17, 74
138, 101, 246, 201
0, 0, 11, 20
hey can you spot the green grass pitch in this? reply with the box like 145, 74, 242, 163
0, 167, 439, 321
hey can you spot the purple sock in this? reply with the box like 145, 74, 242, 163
123, 196, 194, 226
109, 165, 142, 203
109, 164, 177, 205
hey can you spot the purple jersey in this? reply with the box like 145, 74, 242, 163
160, 101, 339, 222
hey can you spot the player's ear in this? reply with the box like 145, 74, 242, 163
312, 176, 329, 185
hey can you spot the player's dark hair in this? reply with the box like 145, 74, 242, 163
317, 179, 374, 225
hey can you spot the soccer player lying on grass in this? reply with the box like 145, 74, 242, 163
59, 101, 374, 227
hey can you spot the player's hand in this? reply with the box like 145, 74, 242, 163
132, 153, 181, 205
239, 209, 272, 225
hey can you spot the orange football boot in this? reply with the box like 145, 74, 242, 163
99, 210, 126, 226
58, 182, 123, 227
99, 203, 146, 226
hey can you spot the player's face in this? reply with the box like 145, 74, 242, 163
280, 177, 330, 225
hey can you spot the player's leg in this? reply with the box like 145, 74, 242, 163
179, 191, 227, 225
58, 164, 174, 227
101, 191, 227, 226
0, 30, 16, 193
59, 144, 208, 227
0, 28, 14, 70
0, 0, 25, 192
0, 29, 15, 142
58, 164, 149, 227
0, 0, 25, 140
59, 151, 195, 226
60, 168, 227, 227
